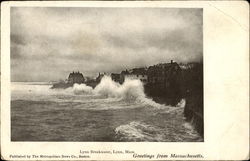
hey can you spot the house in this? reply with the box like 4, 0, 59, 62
145, 60, 182, 105
120, 67, 148, 84
67, 71, 85, 84
147, 60, 181, 86
111, 73, 121, 83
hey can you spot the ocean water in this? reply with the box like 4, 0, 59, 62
11, 76, 202, 141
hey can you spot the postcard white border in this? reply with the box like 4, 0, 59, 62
1, 1, 249, 160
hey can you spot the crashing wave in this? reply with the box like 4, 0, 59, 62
71, 76, 168, 108
93, 76, 145, 101
73, 83, 93, 95
115, 121, 164, 141
12, 76, 183, 109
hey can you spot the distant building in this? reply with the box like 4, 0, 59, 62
111, 73, 121, 83
67, 71, 85, 84
146, 60, 181, 99
126, 68, 148, 83
120, 67, 148, 84
147, 60, 180, 84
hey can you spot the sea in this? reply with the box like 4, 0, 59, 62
11, 76, 202, 142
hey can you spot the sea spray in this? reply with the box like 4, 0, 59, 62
70, 76, 171, 109
93, 76, 146, 101
115, 121, 165, 141
11, 83, 72, 101
93, 76, 121, 97
12, 77, 180, 110
176, 99, 186, 108
11, 83, 52, 94
73, 83, 93, 95
93, 76, 166, 108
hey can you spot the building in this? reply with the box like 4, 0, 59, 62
111, 73, 121, 83
145, 60, 182, 105
67, 71, 85, 84
120, 67, 148, 84
126, 67, 148, 83
147, 60, 181, 85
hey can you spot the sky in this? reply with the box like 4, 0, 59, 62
11, 7, 202, 82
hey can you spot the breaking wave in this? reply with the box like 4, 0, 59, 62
12, 76, 183, 109
72, 76, 167, 108
73, 83, 93, 95
115, 120, 202, 142
94, 76, 145, 101
115, 121, 165, 141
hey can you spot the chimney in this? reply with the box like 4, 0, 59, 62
171, 60, 173, 64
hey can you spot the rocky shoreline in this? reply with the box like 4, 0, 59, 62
145, 63, 203, 137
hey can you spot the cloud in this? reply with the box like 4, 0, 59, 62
11, 7, 202, 82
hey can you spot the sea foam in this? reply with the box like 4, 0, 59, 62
72, 76, 167, 108
12, 76, 181, 109
115, 121, 165, 141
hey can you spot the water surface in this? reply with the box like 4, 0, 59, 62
11, 77, 202, 141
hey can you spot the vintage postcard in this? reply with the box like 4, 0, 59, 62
1, 1, 249, 160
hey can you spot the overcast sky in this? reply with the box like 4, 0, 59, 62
11, 7, 202, 82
